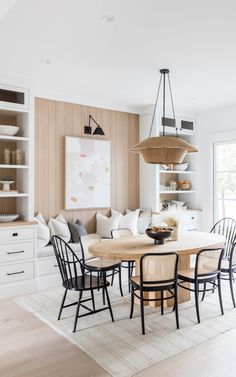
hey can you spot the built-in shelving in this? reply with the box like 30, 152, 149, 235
160, 170, 195, 174
0, 164, 29, 169
0, 84, 33, 221
160, 190, 196, 194
0, 135, 29, 142
0, 193, 29, 198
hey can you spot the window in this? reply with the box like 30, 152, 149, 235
214, 141, 236, 222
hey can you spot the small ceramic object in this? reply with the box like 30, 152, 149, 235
0, 125, 19, 136
0, 180, 15, 191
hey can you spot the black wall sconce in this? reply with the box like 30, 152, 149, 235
84, 115, 105, 135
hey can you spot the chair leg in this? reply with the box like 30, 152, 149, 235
229, 271, 236, 308
194, 283, 201, 324
57, 288, 68, 320
128, 262, 131, 293
118, 266, 124, 297
161, 290, 164, 315
201, 282, 206, 302
104, 282, 114, 322
130, 286, 134, 319
174, 286, 179, 329
91, 289, 95, 311
111, 270, 115, 286
102, 271, 106, 305
140, 290, 145, 335
218, 277, 224, 315
73, 291, 83, 333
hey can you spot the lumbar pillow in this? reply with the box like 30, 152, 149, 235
126, 208, 152, 234
35, 213, 50, 249
112, 209, 140, 235
48, 214, 71, 243
68, 219, 87, 243
96, 212, 121, 238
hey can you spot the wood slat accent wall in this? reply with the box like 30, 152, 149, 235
35, 98, 139, 233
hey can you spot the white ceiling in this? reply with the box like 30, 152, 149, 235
0, 0, 236, 113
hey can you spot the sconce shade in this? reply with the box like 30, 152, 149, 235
130, 136, 198, 164
93, 126, 105, 135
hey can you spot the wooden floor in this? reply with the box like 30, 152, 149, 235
2, 299, 236, 377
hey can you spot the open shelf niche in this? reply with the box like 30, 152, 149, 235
0, 88, 33, 221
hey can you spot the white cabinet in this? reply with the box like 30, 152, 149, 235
179, 210, 201, 233
0, 222, 36, 295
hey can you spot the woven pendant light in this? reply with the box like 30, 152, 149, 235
130, 69, 198, 164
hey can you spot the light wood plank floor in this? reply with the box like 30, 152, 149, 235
2, 299, 236, 377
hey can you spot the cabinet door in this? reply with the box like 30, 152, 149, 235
180, 120, 194, 135
0, 84, 28, 110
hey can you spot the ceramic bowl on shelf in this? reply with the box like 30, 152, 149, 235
146, 226, 173, 245
173, 162, 188, 171
0, 125, 19, 136
0, 214, 19, 222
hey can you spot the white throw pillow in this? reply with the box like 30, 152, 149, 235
96, 212, 121, 238
112, 209, 140, 235
48, 214, 71, 243
35, 213, 50, 249
126, 208, 152, 234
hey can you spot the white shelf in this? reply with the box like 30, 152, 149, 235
0, 135, 28, 142
0, 193, 29, 198
0, 164, 29, 169
0, 106, 29, 115
160, 170, 195, 174
160, 190, 196, 194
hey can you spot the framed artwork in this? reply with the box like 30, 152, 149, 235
65, 136, 110, 209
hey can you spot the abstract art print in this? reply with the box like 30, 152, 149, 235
65, 137, 110, 209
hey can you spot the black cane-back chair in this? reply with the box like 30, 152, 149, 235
178, 248, 224, 323
52, 236, 115, 332
130, 252, 179, 335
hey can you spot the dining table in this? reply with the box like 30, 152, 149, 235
89, 231, 225, 307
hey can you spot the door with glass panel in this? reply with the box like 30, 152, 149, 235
214, 141, 236, 222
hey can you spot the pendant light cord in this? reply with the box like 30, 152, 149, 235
148, 75, 162, 138
167, 73, 178, 138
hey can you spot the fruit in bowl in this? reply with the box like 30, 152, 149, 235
146, 226, 173, 245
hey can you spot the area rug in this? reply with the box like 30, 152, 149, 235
14, 282, 236, 377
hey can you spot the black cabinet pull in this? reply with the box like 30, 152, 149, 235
54, 264, 58, 267
7, 250, 24, 255
7, 270, 24, 276
12, 233, 18, 237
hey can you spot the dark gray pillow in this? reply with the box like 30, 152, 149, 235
68, 219, 87, 243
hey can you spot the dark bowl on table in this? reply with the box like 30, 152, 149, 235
146, 227, 173, 245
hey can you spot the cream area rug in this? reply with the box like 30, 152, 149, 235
14, 281, 236, 377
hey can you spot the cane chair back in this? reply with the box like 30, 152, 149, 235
111, 228, 133, 239
80, 234, 101, 261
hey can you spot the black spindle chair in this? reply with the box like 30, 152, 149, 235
219, 242, 236, 307
178, 248, 224, 323
211, 217, 236, 259
202, 217, 236, 299
111, 228, 135, 292
130, 252, 179, 335
52, 235, 115, 333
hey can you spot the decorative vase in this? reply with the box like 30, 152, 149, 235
172, 226, 179, 241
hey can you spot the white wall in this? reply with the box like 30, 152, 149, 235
196, 105, 236, 231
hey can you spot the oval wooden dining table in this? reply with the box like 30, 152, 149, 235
89, 232, 225, 307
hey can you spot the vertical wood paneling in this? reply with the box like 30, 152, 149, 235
35, 97, 139, 232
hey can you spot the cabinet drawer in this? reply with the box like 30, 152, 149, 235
0, 242, 34, 263
37, 257, 59, 277
0, 227, 35, 242
0, 262, 34, 284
